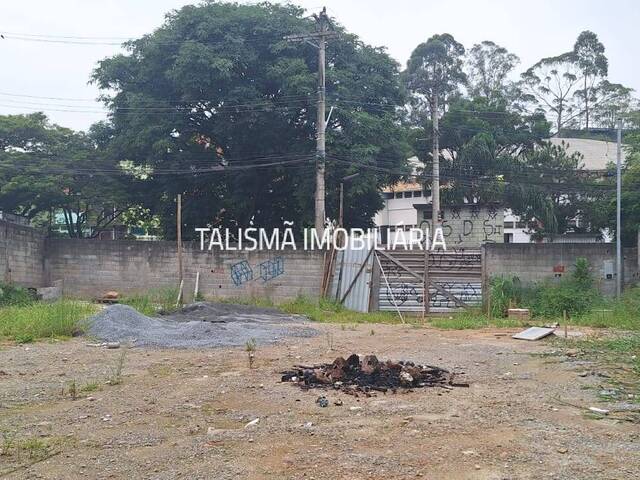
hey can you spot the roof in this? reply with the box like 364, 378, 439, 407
548, 137, 625, 170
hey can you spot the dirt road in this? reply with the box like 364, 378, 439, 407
1, 323, 638, 479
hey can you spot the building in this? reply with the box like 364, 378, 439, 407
375, 137, 623, 245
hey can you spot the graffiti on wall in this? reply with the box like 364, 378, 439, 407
230, 256, 285, 287
419, 205, 504, 248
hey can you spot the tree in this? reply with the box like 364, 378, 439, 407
503, 141, 603, 236
466, 41, 520, 104
591, 81, 636, 129
91, 2, 410, 238
404, 34, 466, 224
573, 31, 608, 129
521, 52, 582, 133
0, 113, 134, 237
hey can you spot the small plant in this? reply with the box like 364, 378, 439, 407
325, 332, 334, 351
108, 347, 128, 385
245, 338, 257, 369
370, 329, 375, 336
67, 379, 77, 400
1, 429, 16, 455
20, 437, 50, 460
80, 381, 100, 393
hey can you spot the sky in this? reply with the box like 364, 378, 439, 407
1, 0, 639, 131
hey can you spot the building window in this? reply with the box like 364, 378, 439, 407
504, 233, 513, 243
413, 191, 423, 197
395, 192, 403, 199
504, 221, 514, 229
403, 192, 413, 198
382, 192, 393, 200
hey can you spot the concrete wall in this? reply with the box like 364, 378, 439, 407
484, 243, 639, 296
45, 239, 325, 301
0, 220, 46, 287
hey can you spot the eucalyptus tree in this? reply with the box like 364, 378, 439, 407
404, 34, 466, 223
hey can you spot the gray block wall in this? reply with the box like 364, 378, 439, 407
0, 220, 46, 287
484, 243, 639, 296
45, 239, 325, 301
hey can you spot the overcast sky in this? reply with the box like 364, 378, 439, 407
1, 0, 638, 131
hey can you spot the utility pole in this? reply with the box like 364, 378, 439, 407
285, 7, 336, 235
177, 194, 183, 286
616, 118, 623, 297
431, 95, 440, 230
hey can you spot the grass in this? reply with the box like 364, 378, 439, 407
0, 300, 98, 343
430, 309, 529, 330
219, 295, 406, 324
119, 287, 179, 316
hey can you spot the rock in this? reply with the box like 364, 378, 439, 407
349, 406, 362, 411
106, 342, 120, 349
565, 349, 579, 357
557, 448, 568, 454
400, 371, 414, 386
588, 407, 610, 415
334, 398, 343, 406
361, 355, 380, 374
316, 396, 329, 408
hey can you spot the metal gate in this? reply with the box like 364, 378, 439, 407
376, 248, 483, 313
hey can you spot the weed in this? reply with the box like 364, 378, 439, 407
80, 381, 100, 393
0, 283, 36, 307
370, 329, 375, 336
325, 332, 334, 350
19, 438, 50, 460
108, 347, 128, 385
120, 287, 179, 316
245, 338, 257, 369
431, 309, 526, 330
0, 301, 97, 342
1, 429, 16, 455
67, 380, 77, 400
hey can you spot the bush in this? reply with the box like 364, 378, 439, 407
0, 283, 36, 307
489, 258, 601, 319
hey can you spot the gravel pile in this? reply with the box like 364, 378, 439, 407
88, 303, 317, 348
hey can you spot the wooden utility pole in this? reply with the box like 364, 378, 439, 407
285, 7, 336, 235
177, 194, 183, 286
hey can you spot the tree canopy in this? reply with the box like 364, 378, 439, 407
91, 2, 410, 237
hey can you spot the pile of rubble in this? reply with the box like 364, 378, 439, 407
281, 354, 467, 396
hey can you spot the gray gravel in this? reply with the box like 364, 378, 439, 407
88, 302, 317, 348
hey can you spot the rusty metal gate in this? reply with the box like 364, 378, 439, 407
375, 248, 483, 313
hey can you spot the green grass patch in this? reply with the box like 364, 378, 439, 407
430, 309, 528, 330
0, 300, 98, 342
120, 287, 179, 316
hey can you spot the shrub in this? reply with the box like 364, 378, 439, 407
0, 283, 36, 307
489, 258, 601, 319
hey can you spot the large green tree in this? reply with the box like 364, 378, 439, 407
0, 113, 134, 237
91, 2, 409, 237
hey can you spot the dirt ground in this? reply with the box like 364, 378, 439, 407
1, 322, 639, 480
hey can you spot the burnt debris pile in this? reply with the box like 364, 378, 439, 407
281, 354, 468, 395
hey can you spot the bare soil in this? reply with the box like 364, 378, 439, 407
1, 323, 638, 479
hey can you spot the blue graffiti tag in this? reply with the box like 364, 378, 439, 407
230, 260, 253, 286
259, 256, 285, 282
